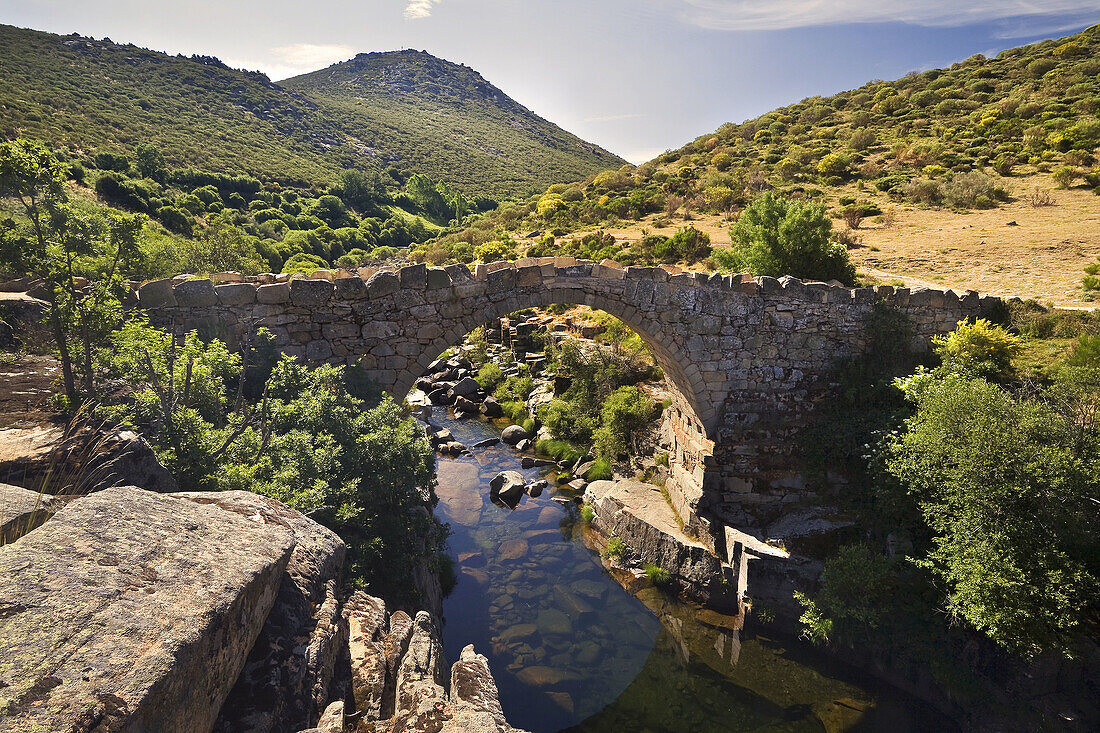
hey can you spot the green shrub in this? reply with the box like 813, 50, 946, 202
580, 504, 595, 523
887, 374, 1098, 656
644, 563, 672, 585
604, 536, 628, 561
535, 438, 585, 464
584, 456, 612, 481
932, 318, 1022, 380
476, 362, 503, 392
714, 192, 856, 285
593, 386, 654, 459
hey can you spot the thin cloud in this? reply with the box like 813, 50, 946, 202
583, 113, 647, 123
223, 43, 354, 81
272, 43, 354, 70
673, 1, 1100, 31
405, 0, 444, 20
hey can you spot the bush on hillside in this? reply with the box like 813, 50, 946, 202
714, 192, 856, 285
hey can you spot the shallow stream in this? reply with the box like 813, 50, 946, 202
423, 405, 955, 732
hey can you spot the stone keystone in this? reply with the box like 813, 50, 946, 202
174, 278, 218, 307
291, 278, 335, 306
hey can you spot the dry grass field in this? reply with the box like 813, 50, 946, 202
533, 173, 1100, 308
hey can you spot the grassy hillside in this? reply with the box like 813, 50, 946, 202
0, 24, 621, 197
283, 50, 624, 198
423, 25, 1100, 304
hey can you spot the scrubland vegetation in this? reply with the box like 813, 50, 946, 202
796, 309, 1099, 689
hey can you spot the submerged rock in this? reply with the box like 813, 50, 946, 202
498, 538, 529, 561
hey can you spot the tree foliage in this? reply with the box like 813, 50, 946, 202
886, 370, 1098, 656
714, 192, 857, 285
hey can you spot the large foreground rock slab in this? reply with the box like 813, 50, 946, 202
0, 486, 294, 732
175, 491, 348, 733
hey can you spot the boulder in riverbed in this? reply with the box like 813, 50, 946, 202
489, 470, 526, 504
501, 425, 528, 445
450, 376, 481, 398
0, 486, 293, 732
480, 397, 503, 418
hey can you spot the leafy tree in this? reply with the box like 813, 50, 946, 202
714, 192, 856, 285
405, 173, 452, 223
310, 195, 352, 229
337, 169, 386, 213
181, 221, 267, 275
886, 373, 1098, 656
0, 139, 141, 402
134, 142, 168, 182
95, 322, 442, 597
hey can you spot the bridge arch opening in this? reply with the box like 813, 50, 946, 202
390, 295, 717, 530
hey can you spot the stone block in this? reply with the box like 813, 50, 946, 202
0, 486, 294, 733
215, 283, 257, 306
211, 272, 243, 284
516, 265, 542, 287
444, 263, 473, 282
174, 278, 218, 307
335, 276, 366, 300
399, 263, 427, 289
138, 278, 176, 308
322, 323, 359, 340
426, 268, 451, 290
257, 283, 290, 304
367, 271, 400, 298
306, 340, 334, 361
486, 267, 516, 294
291, 279, 334, 307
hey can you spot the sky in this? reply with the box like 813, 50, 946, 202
2, 1, 1099, 163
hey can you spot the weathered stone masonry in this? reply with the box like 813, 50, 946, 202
140, 258, 998, 551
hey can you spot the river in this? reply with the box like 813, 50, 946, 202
420, 404, 955, 732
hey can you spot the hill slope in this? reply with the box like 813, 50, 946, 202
429, 24, 1100, 304
0, 24, 621, 197
281, 50, 623, 198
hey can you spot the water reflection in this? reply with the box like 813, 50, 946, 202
424, 405, 955, 733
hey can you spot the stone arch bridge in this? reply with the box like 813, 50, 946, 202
140, 257, 997, 552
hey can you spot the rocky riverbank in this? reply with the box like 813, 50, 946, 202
0, 484, 526, 733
